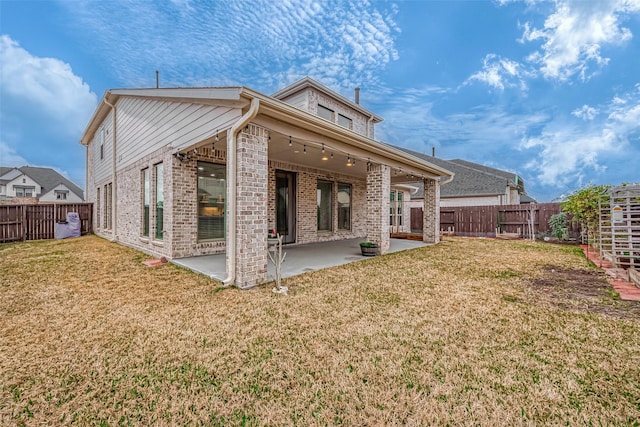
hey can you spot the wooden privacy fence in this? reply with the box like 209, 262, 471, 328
0, 203, 93, 243
439, 203, 580, 238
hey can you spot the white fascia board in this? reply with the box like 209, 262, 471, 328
247, 88, 453, 179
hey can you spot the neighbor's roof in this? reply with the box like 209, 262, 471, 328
395, 148, 519, 199
1, 166, 84, 199
449, 159, 524, 193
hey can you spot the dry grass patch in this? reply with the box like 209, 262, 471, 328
1, 236, 639, 425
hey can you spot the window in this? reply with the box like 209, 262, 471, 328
96, 187, 101, 230
390, 191, 403, 227
14, 186, 35, 197
338, 114, 352, 129
142, 168, 150, 237
155, 163, 164, 240
317, 180, 333, 231
55, 191, 68, 200
397, 191, 403, 226
103, 183, 112, 230
198, 162, 226, 240
337, 183, 351, 230
100, 128, 105, 160
317, 104, 334, 121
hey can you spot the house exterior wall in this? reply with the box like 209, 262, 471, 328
279, 88, 373, 138
39, 184, 84, 203
366, 164, 390, 254
4, 174, 42, 198
234, 124, 269, 288
116, 97, 240, 166
439, 195, 503, 207
94, 110, 114, 184
279, 90, 308, 111
267, 161, 367, 245
423, 178, 440, 244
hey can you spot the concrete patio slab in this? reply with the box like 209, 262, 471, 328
172, 238, 428, 283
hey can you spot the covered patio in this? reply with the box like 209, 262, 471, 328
172, 238, 428, 283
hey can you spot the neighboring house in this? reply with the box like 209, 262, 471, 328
392, 148, 535, 232
80, 77, 453, 288
0, 166, 84, 203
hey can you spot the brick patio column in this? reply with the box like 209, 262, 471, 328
234, 124, 268, 288
423, 177, 440, 244
366, 163, 390, 254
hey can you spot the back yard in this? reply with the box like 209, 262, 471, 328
1, 236, 639, 425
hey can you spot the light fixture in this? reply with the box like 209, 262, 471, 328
330, 152, 334, 159
193, 148, 198, 155
303, 145, 307, 154
322, 152, 329, 161
215, 130, 219, 142
322, 143, 325, 153
289, 136, 292, 147
346, 156, 353, 167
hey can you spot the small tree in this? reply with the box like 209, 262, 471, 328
548, 212, 569, 240
560, 184, 610, 244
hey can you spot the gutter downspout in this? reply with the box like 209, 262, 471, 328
440, 173, 454, 186
104, 96, 118, 242
367, 115, 374, 139
221, 97, 260, 286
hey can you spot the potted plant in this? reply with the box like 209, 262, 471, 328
360, 241, 378, 256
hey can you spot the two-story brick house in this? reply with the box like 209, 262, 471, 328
80, 77, 453, 288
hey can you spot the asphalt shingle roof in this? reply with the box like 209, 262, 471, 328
0, 166, 84, 200
395, 147, 526, 199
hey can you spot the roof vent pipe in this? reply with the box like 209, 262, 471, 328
432, 146, 435, 157
155, 70, 159, 88
354, 87, 360, 104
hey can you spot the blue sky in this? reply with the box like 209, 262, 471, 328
1, 0, 638, 201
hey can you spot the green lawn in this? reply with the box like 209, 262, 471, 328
1, 235, 639, 425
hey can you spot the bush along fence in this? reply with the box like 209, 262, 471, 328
0, 203, 93, 243
439, 203, 581, 239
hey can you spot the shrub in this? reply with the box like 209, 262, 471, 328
549, 212, 569, 240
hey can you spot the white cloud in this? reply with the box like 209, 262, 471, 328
0, 35, 97, 136
62, 0, 399, 93
519, 0, 640, 81
466, 54, 530, 90
572, 105, 598, 120
522, 88, 640, 186
0, 141, 27, 167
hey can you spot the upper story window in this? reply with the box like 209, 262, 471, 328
100, 128, 105, 160
338, 114, 352, 129
317, 105, 334, 121
55, 191, 68, 200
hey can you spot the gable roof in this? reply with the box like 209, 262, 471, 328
449, 159, 525, 193
1, 166, 84, 199
272, 77, 383, 123
393, 147, 522, 199
81, 80, 454, 180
